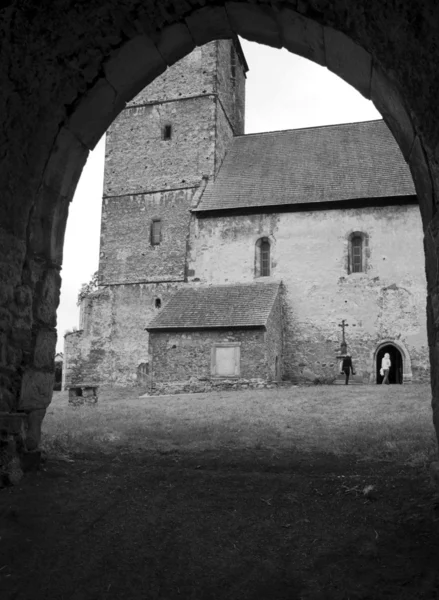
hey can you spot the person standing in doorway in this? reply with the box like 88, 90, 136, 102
341, 354, 355, 385
381, 353, 391, 384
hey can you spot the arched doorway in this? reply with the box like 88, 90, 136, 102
376, 344, 403, 384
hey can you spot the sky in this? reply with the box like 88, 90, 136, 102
56, 39, 380, 352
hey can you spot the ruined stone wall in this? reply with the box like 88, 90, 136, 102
64, 282, 181, 387
149, 328, 267, 384
100, 188, 195, 285
188, 204, 428, 383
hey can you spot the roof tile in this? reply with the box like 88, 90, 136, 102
147, 282, 280, 330
194, 120, 415, 212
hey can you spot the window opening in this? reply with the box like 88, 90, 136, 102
155, 298, 161, 309
230, 46, 236, 82
351, 235, 363, 272
162, 124, 172, 141
260, 239, 270, 276
151, 220, 162, 245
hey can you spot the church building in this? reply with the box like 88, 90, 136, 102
64, 39, 429, 394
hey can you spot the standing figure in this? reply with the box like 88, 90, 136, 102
341, 354, 355, 385
381, 353, 391, 384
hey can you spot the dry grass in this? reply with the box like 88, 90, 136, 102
42, 384, 437, 464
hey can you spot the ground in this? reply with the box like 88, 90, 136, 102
1, 385, 439, 599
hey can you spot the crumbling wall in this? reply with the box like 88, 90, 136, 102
64, 282, 181, 388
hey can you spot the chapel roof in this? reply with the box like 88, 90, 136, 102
194, 120, 416, 213
146, 282, 280, 330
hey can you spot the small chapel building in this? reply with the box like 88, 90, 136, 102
64, 38, 429, 393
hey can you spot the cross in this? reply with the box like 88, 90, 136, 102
338, 319, 349, 344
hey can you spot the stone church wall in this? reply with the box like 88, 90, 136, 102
100, 187, 195, 285
188, 204, 428, 383
149, 328, 267, 390
103, 97, 218, 198
264, 291, 283, 380
64, 282, 181, 388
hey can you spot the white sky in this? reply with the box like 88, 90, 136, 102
56, 40, 380, 351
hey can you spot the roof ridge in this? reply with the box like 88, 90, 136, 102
236, 118, 384, 139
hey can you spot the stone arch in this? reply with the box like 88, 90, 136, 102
372, 339, 413, 384
1, 1, 439, 455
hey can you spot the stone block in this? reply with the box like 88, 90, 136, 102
409, 136, 434, 229
43, 127, 89, 199
19, 370, 54, 411
324, 27, 372, 99
186, 6, 233, 45
33, 329, 57, 370
371, 65, 415, 161
25, 408, 46, 451
68, 78, 126, 150
226, 2, 282, 48
104, 35, 167, 102
0, 412, 28, 436
156, 23, 195, 67
277, 8, 325, 66
35, 268, 62, 327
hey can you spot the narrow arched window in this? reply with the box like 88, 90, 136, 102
255, 237, 271, 277
351, 235, 363, 272
348, 232, 368, 274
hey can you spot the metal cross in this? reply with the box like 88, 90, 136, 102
338, 319, 349, 344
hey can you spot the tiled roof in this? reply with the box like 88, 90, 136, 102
194, 120, 415, 212
147, 282, 280, 330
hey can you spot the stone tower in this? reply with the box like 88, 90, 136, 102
64, 40, 248, 387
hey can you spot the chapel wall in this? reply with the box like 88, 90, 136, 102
188, 204, 428, 383
264, 291, 283, 380
150, 328, 268, 384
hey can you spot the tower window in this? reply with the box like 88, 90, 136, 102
155, 298, 162, 309
255, 237, 271, 277
162, 124, 172, 141
151, 220, 162, 245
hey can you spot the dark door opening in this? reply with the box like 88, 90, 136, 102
376, 344, 403, 384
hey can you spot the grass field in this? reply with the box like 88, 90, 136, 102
44, 384, 437, 465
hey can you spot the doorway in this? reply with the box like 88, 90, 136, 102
376, 344, 403, 384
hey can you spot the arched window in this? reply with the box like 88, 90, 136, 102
348, 232, 368, 274
255, 237, 271, 277
351, 235, 363, 272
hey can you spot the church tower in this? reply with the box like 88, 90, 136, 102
65, 40, 247, 387
99, 39, 247, 287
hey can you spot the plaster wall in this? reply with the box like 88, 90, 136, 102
188, 204, 428, 382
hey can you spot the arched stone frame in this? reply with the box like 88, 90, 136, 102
346, 231, 370, 275
1, 1, 439, 455
254, 236, 272, 277
372, 339, 413, 384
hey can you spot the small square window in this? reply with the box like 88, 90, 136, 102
151, 220, 162, 245
162, 124, 172, 141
